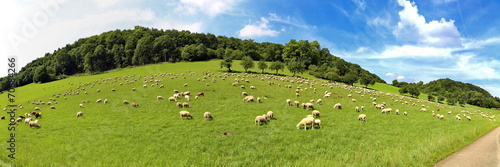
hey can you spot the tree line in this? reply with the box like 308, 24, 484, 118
0, 26, 384, 92
392, 78, 500, 108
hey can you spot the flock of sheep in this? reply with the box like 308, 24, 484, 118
1, 69, 496, 133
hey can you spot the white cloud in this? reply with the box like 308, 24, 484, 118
352, 0, 366, 11
393, 0, 462, 48
175, 0, 240, 18
238, 17, 279, 38
455, 53, 500, 80
386, 73, 396, 77
379, 45, 454, 59
268, 13, 316, 30
91, 0, 120, 8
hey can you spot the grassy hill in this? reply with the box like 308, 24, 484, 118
1, 60, 499, 166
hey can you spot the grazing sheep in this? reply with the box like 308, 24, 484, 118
351, 99, 357, 102
447, 111, 452, 115
250, 86, 256, 89
255, 115, 268, 125
355, 106, 360, 112
157, 96, 164, 100
267, 111, 274, 120
296, 117, 315, 130
143, 84, 147, 88
203, 112, 213, 121
176, 102, 183, 108
96, 89, 101, 92
76, 111, 83, 117
395, 109, 400, 115
50, 106, 56, 109
316, 99, 322, 105
111, 88, 116, 92
184, 95, 190, 101
358, 114, 367, 122
381, 108, 392, 114
438, 115, 444, 119
295, 93, 300, 97
291, 101, 299, 108
159, 85, 164, 88
1, 116, 5, 120
197, 92, 205, 96
34, 112, 42, 119
29, 120, 41, 128
182, 102, 190, 108
16, 118, 23, 122
313, 119, 322, 129
24, 118, 32, 124
131, 88, 137, 91
195, 96, 199, 99
79, 104, 84, 108
403, 111, 408, 116
309, 99, 315, 103
34, 107, 41, 111
420, 108, 427, 112
323, 94, 331, 98
312, 110, 320, 118
123, 100, 130, 104
104, 99, 108, 104
242, 92, 248, 96
180, 111, 193, 120
302, 103, 314, 110
361, 106, 365, 111
243, 96, 255, 102
96, 99, 103, 103
286, 99, 292, 106
466, 116, 472, 121
132, 103, 139, 107
456, 115, 462, 120
333, 103, 342, 109
183, 83, 188, 87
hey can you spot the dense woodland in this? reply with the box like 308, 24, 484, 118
0, 26, 498, 108
393, 78, 500, 108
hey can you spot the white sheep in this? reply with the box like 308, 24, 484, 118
180, 111, 193, 120
403, 112, 408, 116
242, 92, 248, 96
312, 110, 320, 118
257, 97, 262, 103
104, 99, 108, 104
204, 112, 213, 121
420, 108, 427, 112
182, 102, 190, 108
286, 99, 292, 106
50, 106, 56, 109
294, 101, 300, 107
96, 99, 103, 103
466, 116, 472, 121
361, 106, 365, 111
157, 96, 164, 100
76, 111, 83, 117
313, 119, 322, 129
358, 114, 367, 122
131, 88, 137, 91
267, 111, 274, 120
355, 106, 360, 112
250, 86, 256, 89
123, 100, 130, 104
296, 117, 315, 130
168, 97, 177, 101
351, 99, 357, 102
333, 103, 342, 109
255, 115, 268, 125
79, 104, 84, 108
302, 103, 314, 110
395, 109, 400, 115
29, 120, 41, 128
34, 107, 41, 111
316, 99, 322, 105
243, 96, 255, 102
381, 108, 392, 114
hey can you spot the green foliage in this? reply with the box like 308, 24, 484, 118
33, 65, 52, 83
220, 52, 234, 72
240, 56, 254, 73
258, 60, 268, 73
342, 72, 358, 85
428, 95, 435, 102
269, 61, 284, 74
286, 61, 306, 76
359, 73, 376, 88
438, 96, 445, 103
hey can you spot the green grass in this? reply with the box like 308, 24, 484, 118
1, 60, 499, 166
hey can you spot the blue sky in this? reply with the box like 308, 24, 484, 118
1, 0, 499, 97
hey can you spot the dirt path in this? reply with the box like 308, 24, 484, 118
434, 126, 500, 167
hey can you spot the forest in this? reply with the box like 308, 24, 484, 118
0, 26, 498, 108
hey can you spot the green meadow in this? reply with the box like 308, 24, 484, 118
1, 60, 499, 166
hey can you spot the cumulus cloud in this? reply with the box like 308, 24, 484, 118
379, 45, 454, 59
385, 72, 415, 82
393, 0, 462, 48
238, 17, 279, 38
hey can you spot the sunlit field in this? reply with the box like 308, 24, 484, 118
1, 60, 499, 166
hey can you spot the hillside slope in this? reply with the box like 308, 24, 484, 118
1, 60, 499, 166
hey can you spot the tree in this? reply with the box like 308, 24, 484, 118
438, 96, 445, 103
33, 65, 51, 83
133, 35, 154, 65
111, 44, 125, 68
287, 61, 306, 76
392, 79, 400, 87
240, 56, 254, 73
447, 98, 457, 106
258, 60, 268, 73
343, 72, 358, 85
220, 50, 234, 72
428, 95, 435, 102
269, 61, 284, 74
359, 73, 375, 88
